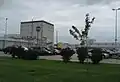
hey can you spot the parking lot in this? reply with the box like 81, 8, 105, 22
0, 52, 120, 64
40, 54, 120, 64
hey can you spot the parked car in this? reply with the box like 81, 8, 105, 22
31, 47, 53, 56
102, 53, 109, 59
2, 46, 13, 54
89, 48, 110, 59
53, 48, 61, 55
0, 48, 3, 51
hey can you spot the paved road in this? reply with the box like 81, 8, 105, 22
0, 52, 120, 64
40, 54, 120, 64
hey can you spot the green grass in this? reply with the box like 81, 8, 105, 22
0, 57, 120, 82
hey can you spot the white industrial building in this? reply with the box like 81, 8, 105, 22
0, 36, 30, 49
20, 20, 54, 48
0, 20, 54, 49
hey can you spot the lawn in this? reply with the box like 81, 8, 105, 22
0, 57, 120, 82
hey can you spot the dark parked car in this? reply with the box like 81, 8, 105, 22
53, 48, 61, 55
8, 46, 38, 60
2, 46, 13, 54
31, 47, 53, 56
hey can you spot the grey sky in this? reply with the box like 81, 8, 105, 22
0, 0, 120, 43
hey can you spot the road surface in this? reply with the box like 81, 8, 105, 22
0, 52, 120, 64
39, 54, 120, 64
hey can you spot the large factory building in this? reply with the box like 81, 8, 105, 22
20, 20, 54, 48
0, 20, 54, 49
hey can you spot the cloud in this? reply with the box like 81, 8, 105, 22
85, 0, 119, 5
65, 0, 120, 5
0, 0, 4, 7
0, 0, 120, 43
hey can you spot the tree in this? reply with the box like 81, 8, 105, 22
69, 13, 95, 63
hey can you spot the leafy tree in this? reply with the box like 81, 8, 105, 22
69, 13, 95, 63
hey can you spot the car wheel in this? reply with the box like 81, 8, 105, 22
4, 52, 7, 54
102, 55, 106, 59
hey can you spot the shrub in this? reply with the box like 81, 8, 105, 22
2, 48, 8, 54
91, 48, 103, 64
10, 46, 38, 60
22, 49, 38, 60
60, 48, 75, 63
76, 47, 88, 64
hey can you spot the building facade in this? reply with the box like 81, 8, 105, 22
0, 37, 33, 49
20, 20, 54, 48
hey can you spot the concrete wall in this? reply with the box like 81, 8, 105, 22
20, 22, 40, 38
42, 22, 54, 46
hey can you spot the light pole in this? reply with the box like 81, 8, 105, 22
3, 18, 8, 48
56, 30, 58, 45
5, 18, 8, 37
112, 8, 120, 49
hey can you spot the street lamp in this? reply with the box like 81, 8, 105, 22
3, 18, 8, 48
0, 17, 8, 48
112, 8, 120, 49
5, 18, 8, 37
56, 30, 58, 45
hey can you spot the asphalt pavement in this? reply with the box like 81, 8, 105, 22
39, 54, 120, 64
0, 52, 120, 64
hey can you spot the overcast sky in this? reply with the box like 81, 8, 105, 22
0, 0, 120, 43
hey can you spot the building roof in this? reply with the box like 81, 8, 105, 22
21, 20, 54, 26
